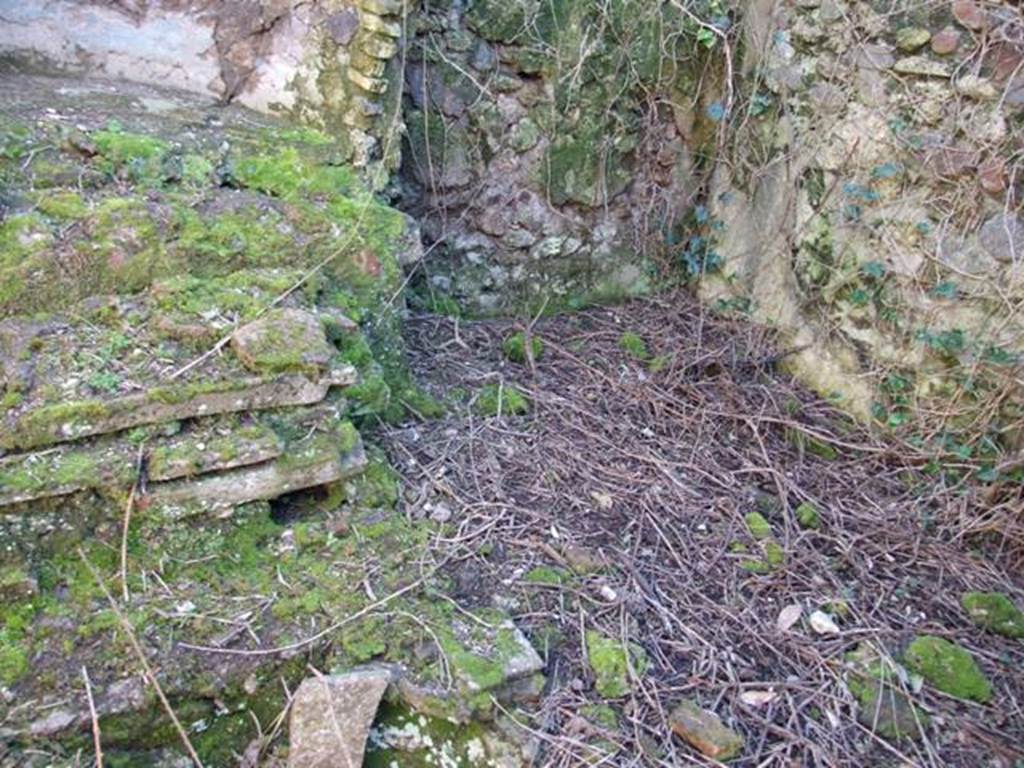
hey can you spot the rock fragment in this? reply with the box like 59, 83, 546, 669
952, 0, 987, 31
669, 700, 744, 761
979, 214, 1024, 263
231, 308, 336, 376
288, 668, 392, 768
895, 28, 931, 53
955, 74, 998, 101
846, 643, 929, 740
893, 56, 950, 78
931, 27, 960, 55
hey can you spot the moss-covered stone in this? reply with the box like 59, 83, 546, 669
365, 700, 522, 767
903, 635, 992, 703
846, 643, 929, 741
465, 0, 532, 43
961, 592, 1024, 639
585, 630, 648, 699
545, 125, 631, 207
475, 383, 530, 417
230, 308, 335, 376
744, 512, 773, 540
503, 331, 544, 363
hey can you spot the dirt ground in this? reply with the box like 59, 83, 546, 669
376, 292, 1024, 767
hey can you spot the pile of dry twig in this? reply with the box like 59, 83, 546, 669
377, 291, 1024, 767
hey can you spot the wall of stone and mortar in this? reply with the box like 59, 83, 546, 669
2, 0, 1022, 443
391, 0, 702, 315
0, 0, 706, 316
701, 0, 1023, 443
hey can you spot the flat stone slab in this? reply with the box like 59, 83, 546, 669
288, 668, 392, 768
0, 270, 357, 452
1, 369, 355, 453
0, 421, 282, 507
147, 427, 366, 519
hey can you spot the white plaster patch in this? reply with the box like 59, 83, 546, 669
0, 1, 223, 96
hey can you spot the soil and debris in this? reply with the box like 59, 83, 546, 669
377, 291, 1024, 767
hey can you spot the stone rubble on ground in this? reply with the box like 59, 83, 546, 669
287, 668, 392, 768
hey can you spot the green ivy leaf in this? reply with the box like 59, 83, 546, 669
860, 261, 886, 279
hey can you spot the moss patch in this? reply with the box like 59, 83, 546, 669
618, 332, 649, 360
795, 502, 820, 529
960, 592, 1024, 639
585, 630, 648, 698
475, 383, 530, 417
503, 331, 544, 364
744, 512, 772, 540
903, 635, 992, 703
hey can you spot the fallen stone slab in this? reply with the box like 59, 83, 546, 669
146, 427, 367, 519
288, 668, 392, 768
393, 618, 545, 722
231, 308, 337, 376
2, 368, 355, 452
0, 422, 282, 507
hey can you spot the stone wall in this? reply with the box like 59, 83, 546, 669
0, 0, 408, 176
699, 0, 1023, 454
0, 0, 708, 314
394, 0, 704, 315
4, 0, 1021, 451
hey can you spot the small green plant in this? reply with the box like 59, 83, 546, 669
872, 373, 913, 428
678, 205, 724, 277
475, 383, 530, 417
647, 355, 669, 374
618, 332, 648, 360
1, 390, 23, 410
503, 331, 543, 364
87, 371, 122, 394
